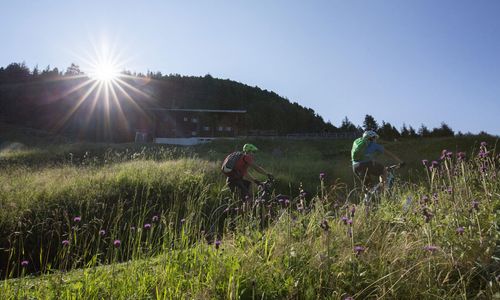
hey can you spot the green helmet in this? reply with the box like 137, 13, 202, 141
243, 143, 258, 153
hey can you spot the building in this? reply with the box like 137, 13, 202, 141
136, 108, 247, 145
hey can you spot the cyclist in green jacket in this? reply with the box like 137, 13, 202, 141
351, 130, 403, 190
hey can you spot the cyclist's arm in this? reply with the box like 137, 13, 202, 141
384, 149, 403, 163
249, 163, 270, 176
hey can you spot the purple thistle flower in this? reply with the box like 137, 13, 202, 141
478, 150, 489, 159
350, 206, 356, 217
472, 200, 479, 210
215, 240, 221, 249
341, 216, 348, 224
424, 245, 439, 253
152, 215, 159, 222
446, 151, 453, 158
480, 141, 487, 147
99, 229, 106, 236
431, 161, 439, 167
284, 199, 290, 206
422, 159, 429, 167
319, 172, 326, 180
21, 260, 29, 267
354, 246, 365, 255
113, 240, 121, 248
73, 216, 81, 223
347, 219, 353, 226
144, 223, 152, 230
440, 150, 448, 160
457, 152, 466, 160
456, 227, 465, 235
62, 240, 70, 246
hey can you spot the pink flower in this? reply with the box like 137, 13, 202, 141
113, 240, 121, 248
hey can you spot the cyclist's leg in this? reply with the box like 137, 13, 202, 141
227, 177, 250, 200
367, 161, 385, 191
353, 162, 372, 192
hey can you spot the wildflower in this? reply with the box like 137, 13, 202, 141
144, 223, 152, 230
341, 216, 348, 224
215, 240, 221, 250
446, 187, 453, 194
350, 206, 356, 217
99, 229, 106, 236
446, 151, 453, 158
472, 200, 479, 210
319, 172, 326, 180
320, 220, 329, 231
284, 199, 290, 206
130, 226, 136, 231
62, 240, 70, 246
456, 227, 465, 235
113, 240, 121, 248
180, 218, 186, 224
223, 207, 230, 213
422, 159, 429, 166
347, 219, 353, 226
73, 216, 81, 223
21, 260, 29, 267
421, 195, 429, 204
480, 141, 487, 147
457, 152, 466, 160
422, 207, 433, 223
478, 150, 489, 159
424, 245, 438, 252
440, 150, 448, 160
354, 246, 365, 255
152, 215, 159, 222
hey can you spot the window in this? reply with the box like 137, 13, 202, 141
183, 117, 188, 122
203, 126, 210, 131
191, 118, 198, 123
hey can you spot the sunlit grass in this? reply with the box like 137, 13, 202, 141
0, 137, 498, 298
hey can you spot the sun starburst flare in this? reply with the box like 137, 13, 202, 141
53, 37, 153, 139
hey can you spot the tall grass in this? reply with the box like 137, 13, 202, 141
0, 137, 498, 299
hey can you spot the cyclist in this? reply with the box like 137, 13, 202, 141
222, 143, 273, 200
351, 130, 403, 191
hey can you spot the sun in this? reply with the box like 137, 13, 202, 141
89, 61, 121, 82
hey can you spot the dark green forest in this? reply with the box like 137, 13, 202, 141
0, 62, 477, 142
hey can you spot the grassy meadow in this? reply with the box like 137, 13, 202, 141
0, 125, 499, 299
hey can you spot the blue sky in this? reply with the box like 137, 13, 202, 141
1, 0, 499, 134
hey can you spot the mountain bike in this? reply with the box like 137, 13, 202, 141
345, 162, 404, 208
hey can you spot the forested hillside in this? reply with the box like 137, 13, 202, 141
0, 63, 336, 140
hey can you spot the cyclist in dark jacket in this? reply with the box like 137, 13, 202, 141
223, 143, 272, 199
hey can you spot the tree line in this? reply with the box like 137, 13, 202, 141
0, 62, 483, 141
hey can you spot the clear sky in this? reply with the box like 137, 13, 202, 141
1, 0, 499, 134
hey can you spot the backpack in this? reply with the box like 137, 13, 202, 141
351, 137, 369, 162
221, 151, 244, 176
